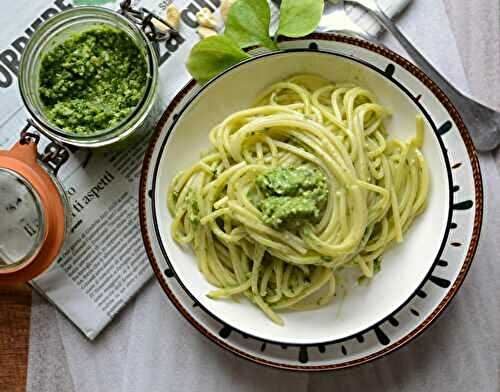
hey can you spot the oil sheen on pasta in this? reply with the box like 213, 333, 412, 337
168, 75, 429, 325
39, 25, 147, 134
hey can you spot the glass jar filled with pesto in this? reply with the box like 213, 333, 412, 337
19, 6, 161, 148
0, 5, 176, 283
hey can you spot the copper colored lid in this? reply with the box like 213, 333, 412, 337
0, 141, 66, 283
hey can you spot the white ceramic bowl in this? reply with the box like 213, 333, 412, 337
140, 35, 482, 370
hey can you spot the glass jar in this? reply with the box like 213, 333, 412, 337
0, 132, 70, 283
18, 6, 160, 149
1, 4, 175, 282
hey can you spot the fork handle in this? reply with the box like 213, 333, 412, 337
360, 5, 500, 151
365, 6, 465, 100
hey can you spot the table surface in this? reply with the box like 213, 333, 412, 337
1, 1, 499, 390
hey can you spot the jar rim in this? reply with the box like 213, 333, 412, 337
18, 6, 159, 148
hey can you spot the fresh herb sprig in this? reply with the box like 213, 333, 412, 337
186, 0, 324, 84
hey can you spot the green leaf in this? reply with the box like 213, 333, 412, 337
277, 0, 324, 38
186, 36, 251, 84
224, 0, 278, 51
373, 258, 382, 274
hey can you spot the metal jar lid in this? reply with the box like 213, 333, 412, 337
0, 134, 66, 283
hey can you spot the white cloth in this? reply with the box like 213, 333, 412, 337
27, 1, 500, 391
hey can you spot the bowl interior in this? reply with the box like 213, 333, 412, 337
153, 51, 450, 345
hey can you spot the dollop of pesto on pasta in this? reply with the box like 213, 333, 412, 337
256, 166, 328, 229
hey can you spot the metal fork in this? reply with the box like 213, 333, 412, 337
346, 0, 500, 151
316, 0, 378, 42
271, 0, 378, 42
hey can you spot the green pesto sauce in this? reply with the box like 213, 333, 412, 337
39, 26, 147, 134
255, 166, 328, 229
188, 191, 200, 228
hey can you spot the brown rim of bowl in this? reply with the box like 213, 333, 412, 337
138, 33, 483, 371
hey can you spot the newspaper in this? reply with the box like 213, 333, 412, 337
0, 0, 230, 339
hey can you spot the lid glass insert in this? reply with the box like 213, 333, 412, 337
0, 168, 46, 268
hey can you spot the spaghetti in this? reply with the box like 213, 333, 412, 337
167, 75, 429, 325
